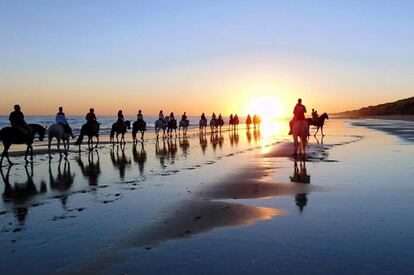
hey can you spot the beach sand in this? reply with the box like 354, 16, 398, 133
1, 119, 414, 274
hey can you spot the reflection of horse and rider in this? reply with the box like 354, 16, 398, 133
290, 159, 311, 213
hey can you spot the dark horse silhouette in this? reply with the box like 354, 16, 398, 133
306, 112, 329, 136
132, 119, 147, 143
110, 120, 131, 144
75, 122, 100, 151
0, 124, 46, 166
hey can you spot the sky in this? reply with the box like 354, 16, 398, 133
0, 0, 413, 117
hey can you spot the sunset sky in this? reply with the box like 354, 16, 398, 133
1, 1, 413, 117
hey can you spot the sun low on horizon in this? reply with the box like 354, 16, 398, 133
244, 96, 286, 121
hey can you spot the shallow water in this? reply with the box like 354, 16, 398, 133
1, 119, 413, 274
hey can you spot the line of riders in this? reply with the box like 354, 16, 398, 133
1, 99, 328, 165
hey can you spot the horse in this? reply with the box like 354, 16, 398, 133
132, 119, 147, 143
199, 118, 207, 133
179, 119, 189, 136
246, 116, 252, 130
217, 117, 224, 132
292, 120, 308, 157
75, 122, 100, 151
0, 124, 46, 166
253, 116, 261, 129
110, 120, 131, 144
306, 112, 329, 136
167, 118, 177, 137
210, 117, 218, 133
47, 123, 71, 158
155, 119, 167, 139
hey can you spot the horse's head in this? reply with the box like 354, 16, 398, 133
29, 124, 46, 141
323, 113, 329, 120
125, 120, 131, 129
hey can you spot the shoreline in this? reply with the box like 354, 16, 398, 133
332, 114, 414, 122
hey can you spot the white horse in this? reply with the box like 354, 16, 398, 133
292, 120, 308, 156
179, 119, 189, 136
155, 119, 167, 139
48, 124, 71, 157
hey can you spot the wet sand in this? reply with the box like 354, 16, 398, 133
1, 119, 414, 274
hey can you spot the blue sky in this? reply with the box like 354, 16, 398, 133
0, 0, 413, 115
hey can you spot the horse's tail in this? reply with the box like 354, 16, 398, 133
75, 126, 84, 145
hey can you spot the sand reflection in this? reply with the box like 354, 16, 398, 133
1, 164, 47, 224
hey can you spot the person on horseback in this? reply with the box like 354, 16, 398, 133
212, 113, 216, 120
86, 108, 97, 123
85, 108, 99, 131
289, 98, 307, 135
246, 114, 252, 127
9, 104, 30, 135
311, 108, 319, 122
181, 112, 189, 126
201, 113, 207, 123
137, 110, 144, 121
56, 106, 75, 138
169, 112, 175, 121
159, 110, 166, 123
117, 110, 125, 127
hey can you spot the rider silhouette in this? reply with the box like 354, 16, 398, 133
181, 112, 188, 122
137, 110, 143, 121
117, 110, 125, 127
289, 98, 307, 135
311, 108, 319, 121
56, 106, 74, 138
159, 110, 166, 123
9, 104, 29, 135
86, 108, 97, 123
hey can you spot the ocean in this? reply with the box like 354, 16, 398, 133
0, 115, 228, 136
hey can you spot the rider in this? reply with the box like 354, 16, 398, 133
181, 112, 188, 122
159, 110, 166, 123
56, 106, 75, 138
312, 108, 319, 122
246, 114, 252, 126
218, 113, 223, 123
212, 113, 216, 120
117, 110, 125, 127
234, 114, 239, 124
9, 104, 30, 135
289, 98, 307, 135
169, 112, 175, 121
201, 112, 206, 122
137, 110, 144, 121
86, 108, 97, 123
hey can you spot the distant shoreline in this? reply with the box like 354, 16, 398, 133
332, 115, 414, 122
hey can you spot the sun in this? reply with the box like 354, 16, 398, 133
245, 96, 285, 121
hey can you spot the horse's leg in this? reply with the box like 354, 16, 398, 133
314, 126, 319, 136
95, 136, 99, 148
293, 136, 298, 156
321, 126, 325, 137
1, 145, 13, 166
48, 137, 52, 158
57, 138, 62, 156
25, 145, 30, 163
